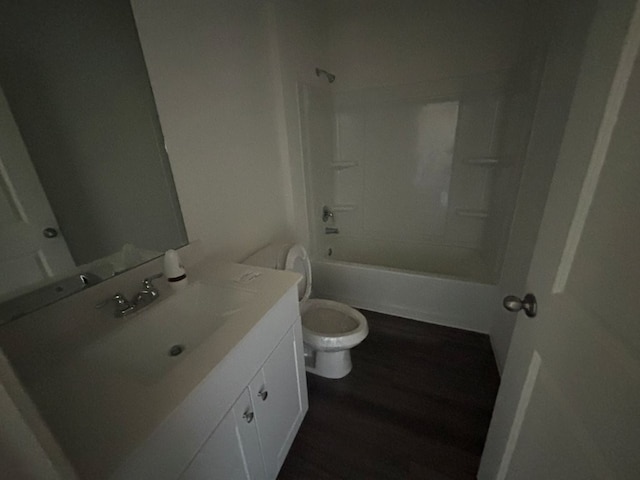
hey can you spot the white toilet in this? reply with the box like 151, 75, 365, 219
244, 243, 368, 379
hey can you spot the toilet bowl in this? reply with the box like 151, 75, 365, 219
244, 243, 368, 379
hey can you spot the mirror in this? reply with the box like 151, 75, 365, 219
0, 0, 187, 320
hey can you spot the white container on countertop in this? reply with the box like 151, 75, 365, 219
164, 249, 188, 291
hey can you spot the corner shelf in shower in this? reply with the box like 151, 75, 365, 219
465, 157, 500, 166
456, 208, 489, 219
330, 162, 359, 170
331, 204, 357, 212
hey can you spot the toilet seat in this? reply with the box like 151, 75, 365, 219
301, 299, 368, 352
284, 244, 312, 302
283, 245, 367, 351
243, 242, 368, 378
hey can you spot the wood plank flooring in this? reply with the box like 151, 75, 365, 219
278, 310, 501, 480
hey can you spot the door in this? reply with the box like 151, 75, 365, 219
249, 324, 306, 479
0, 85, 75, 297
479, 1, 640, 479
180, 388, 265, 480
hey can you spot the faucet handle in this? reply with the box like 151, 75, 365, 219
134, 274, 162, 307
141, 273, 163, 295
96, 292, 130, 309
96, 293, 135, 317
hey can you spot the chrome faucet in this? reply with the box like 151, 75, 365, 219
97, 273, 163, 318
322, 205, 334, 223
134, 273, 162, 307
97, 292, 135, 318
325, 227, 340, 235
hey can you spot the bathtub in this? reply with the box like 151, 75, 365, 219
311, 257, 499, 333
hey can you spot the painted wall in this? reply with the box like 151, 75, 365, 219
325, 0, 527, 92
271, 0, 332, 251
0, 0, 186, 265
131, 0, 293, 262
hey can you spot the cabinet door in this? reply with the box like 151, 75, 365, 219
180, 389, 265, 480
232, 389, 266, 480
249, 324, 306, 479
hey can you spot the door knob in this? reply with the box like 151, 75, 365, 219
43, 227, 59, 238
503, 293, 537, 318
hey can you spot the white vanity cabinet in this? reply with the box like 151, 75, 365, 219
180, 323, 305, 480
107, 269, 308, 480
0, 261, 307, 479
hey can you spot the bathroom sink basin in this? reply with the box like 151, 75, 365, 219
84, 281, 256, 381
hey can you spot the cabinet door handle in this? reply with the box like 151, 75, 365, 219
258, 389, 268, 401
243, 410, 254, 423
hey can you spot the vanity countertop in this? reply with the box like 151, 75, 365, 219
0, 260, 301, 479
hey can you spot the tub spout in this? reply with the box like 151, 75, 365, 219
325, 227, 340, 235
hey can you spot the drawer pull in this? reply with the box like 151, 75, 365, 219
258, 389, 268, 401
243, 410, 254, 423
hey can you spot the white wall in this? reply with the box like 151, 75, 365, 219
326, 0, 526, 92
131, 0, 294, 262
271, 0, 332, 251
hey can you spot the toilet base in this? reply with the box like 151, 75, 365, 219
305, 348, 352, 379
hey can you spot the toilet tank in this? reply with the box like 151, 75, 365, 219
243, 243, 291, 270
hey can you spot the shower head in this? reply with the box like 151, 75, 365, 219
315, 67, 336, 83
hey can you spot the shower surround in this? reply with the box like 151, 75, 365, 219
292, 1, 545, 332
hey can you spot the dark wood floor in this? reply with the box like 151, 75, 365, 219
278, 310, 501, 480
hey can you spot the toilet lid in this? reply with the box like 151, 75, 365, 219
285, 244, 312, 302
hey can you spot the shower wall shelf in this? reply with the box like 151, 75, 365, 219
456, 208, 489, 219
465, 157, 500, 166
331, 204, 357, 212
330, 162, 359, 170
